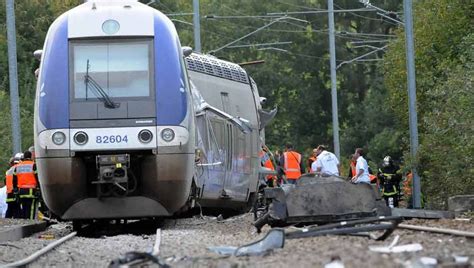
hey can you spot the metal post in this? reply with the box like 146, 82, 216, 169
403, 0, 421, 208
6, 0, 22, 154
193, 0, 201, 53
328, 0, 340, 159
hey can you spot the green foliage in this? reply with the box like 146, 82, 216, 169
0, 0, 81, 174
384, 0, 473, 208
0, 91, 12, 174
0, 0, 470, 205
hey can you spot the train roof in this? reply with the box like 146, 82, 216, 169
186, 54, 249, 84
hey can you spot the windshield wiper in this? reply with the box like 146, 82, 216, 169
84, 60, 119, 109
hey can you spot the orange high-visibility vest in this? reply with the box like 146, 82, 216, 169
350, 160, 357, 177
259, 150, 276, 180
369, 174, 377, 183
14, 160, 37, 189
307, 156, 317, 173
5, 166, 16, 194
403, 172, 413, 196
283, 151, 302, 180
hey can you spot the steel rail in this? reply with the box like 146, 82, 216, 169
398, 224, 474, 238
3, 231, 77, 267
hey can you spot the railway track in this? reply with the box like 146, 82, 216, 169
0, 215, 472, 267
0, 218, 164, 267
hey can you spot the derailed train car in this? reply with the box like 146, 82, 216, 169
33, 0, 274, 222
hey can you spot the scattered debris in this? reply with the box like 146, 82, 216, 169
38, 234, 55, 240
108, 251, 169, 268
369, 235, 423, 253
324, 256, 345, 268
419, 257, 437, 267
453, 255, 469, 264
254, 175, 391, 231
285, 216, 403, 241
109, 228, 168, 268
208, 228, 285, 256
152, 229, 161, 256
391, 208, 454, 219
454, 218, 471, 222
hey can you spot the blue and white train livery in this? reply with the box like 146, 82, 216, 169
34, 0, 271, 223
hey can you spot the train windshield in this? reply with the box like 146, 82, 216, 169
71, 39, 152, 100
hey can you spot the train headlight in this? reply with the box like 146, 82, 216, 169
74, 131, 88, 145
52, 131, 66, 145
161, 128, 175, 142
102, 20, 120, 35
138, 129, 153, 143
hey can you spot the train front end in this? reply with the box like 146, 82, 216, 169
34, 0, 195, 220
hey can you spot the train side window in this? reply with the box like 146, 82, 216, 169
208, 117, 226, 170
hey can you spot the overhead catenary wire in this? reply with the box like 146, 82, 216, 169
267, 8, 376, 16
337, 45, 387, 69
334, 3, 381, 22
208, 16, 309, 54
258, 47, 337, 61
275, 0, 323, 11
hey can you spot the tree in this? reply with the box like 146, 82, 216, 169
384, 0, 473, 208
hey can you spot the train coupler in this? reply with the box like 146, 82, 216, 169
93, 154, 133, 197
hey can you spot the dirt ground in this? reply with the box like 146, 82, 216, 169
0, 214, 472, 267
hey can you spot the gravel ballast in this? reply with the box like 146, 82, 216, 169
0, 215, 472, 267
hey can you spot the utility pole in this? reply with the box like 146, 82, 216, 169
6, 0, 22, 154
193, 0, 201, 53
328, 0, 340, 159
403, 0, 421, 209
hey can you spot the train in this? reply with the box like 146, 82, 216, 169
33, 0, 275, 223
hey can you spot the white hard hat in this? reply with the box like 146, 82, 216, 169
13, 153, 23, 163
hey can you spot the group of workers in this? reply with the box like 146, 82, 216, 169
2, 147, 42, 219
260, 144, 406, 208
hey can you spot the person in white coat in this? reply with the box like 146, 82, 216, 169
351, 148, 371, 184
0, 184, 7, 218
311, 145, 341, 176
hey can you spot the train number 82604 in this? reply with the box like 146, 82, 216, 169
96, 135, 128, 144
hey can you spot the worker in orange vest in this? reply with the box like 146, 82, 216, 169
278, 144, 304, 184
306, 148, 317, 173
347, 154, 357, 179
259, 145, 278, 187
5, 154, 22, 218
12, 150, 40, 219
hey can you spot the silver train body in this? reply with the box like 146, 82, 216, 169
34, 0, 273, 220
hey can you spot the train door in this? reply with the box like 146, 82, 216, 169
221, 92, 250, 201
225, 127, 252, 201
198, 113, 235, 199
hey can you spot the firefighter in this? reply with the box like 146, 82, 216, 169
259, 145, 278, 187
13, 150, 40, 219
279, 144, 304, 184
5, 154, 22, 218
377, 156, 402, 208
